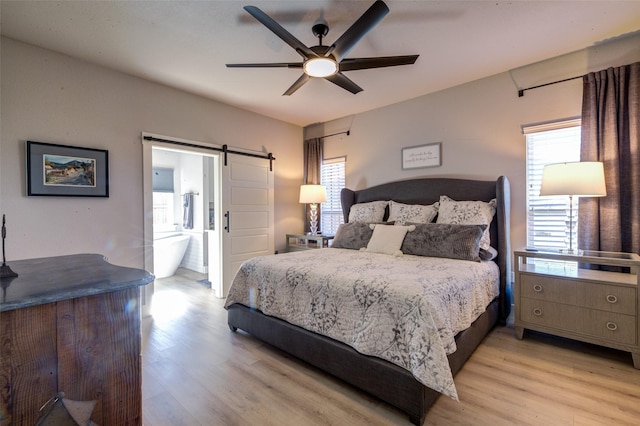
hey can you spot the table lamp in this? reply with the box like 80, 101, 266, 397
539, 161, 606, 253
299, 184, 327, 235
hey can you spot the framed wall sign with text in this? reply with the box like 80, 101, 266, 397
401, 142, 441, 170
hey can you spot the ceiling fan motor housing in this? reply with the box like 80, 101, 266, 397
312, 21, 329, 42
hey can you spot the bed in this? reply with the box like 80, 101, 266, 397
226, 176, 511, 425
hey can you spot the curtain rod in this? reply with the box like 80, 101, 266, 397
518, 75, 583, 97
143, 135, 275, 171
319, 130, 350, 139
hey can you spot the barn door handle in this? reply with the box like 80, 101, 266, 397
224, 211, 230, 233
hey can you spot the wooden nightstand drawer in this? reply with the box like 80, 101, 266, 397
520, 298, 637, 345
521, 274, 576, 302
521, 274, 636, 315
576, 283, 636, 315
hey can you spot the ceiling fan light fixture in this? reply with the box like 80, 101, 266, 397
303, 57, 338, 77
230, 1, 417, 95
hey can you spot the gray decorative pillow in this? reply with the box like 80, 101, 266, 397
348, 201, 389, 223
331, 222, 374, 250
388, 201, 439, 225
436, 196, 496, 250
401, 223, 486, 261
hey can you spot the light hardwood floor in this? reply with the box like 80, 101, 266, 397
142, 269, 640, 426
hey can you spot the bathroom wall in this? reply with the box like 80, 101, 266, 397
178, 151, 206, 274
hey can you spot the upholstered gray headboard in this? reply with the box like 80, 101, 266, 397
340, 176, 511, 323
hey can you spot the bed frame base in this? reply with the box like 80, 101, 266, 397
228, 299, 499, 425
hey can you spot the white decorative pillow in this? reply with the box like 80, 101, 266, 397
348, 201, 389, 223
436, 195, 496, 250
388, 201, 439, 225
361, 224, 415, 256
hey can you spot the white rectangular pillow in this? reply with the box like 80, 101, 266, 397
362, 224, 415, 256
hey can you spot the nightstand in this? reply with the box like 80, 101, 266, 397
514, 249, 640, 368
285, 234, 334, 252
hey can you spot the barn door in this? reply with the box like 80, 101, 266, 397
220, 153, 274, 297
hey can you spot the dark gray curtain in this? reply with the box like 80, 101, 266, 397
303, 138, 323, 233
579, 62, 640, 255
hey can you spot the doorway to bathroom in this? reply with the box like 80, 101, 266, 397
141, 133, 274, 312
150, 147, 216, 281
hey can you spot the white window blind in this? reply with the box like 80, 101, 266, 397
320, 156, 346, 235
525, 122, 581, 250
153, 192, 175, 230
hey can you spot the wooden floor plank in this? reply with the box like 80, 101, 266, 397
142, 269, 640, 425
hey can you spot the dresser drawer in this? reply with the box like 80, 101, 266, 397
520, 298, 637, 345
520, 274, 636, 315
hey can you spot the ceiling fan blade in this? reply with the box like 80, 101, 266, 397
244, 6, 317, 60
226, 62, 303, 69
326, 0, 389, 62
325, 72, 363, 94
283, 74, 312, 96
339, 55, 419, 71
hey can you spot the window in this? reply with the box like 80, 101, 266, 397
153, 192, 175, 230
525, 120, 581, 250
320, 156, 346, 235
152, 167, 176, 231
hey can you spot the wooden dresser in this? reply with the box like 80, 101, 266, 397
0, 254, 154, 425
514, 249, 640, 368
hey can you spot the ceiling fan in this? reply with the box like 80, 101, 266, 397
226, 0, 419, 96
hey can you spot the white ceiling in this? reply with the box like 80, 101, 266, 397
2, 1, 640, 127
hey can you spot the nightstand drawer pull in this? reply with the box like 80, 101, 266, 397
532, 308, 543, 317
606, 294, 618, 304
606, 321, 618, 331
532, 284, 543, 292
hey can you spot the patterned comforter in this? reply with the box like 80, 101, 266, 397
224, 248, 500, 400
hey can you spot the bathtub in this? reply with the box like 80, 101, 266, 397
153, 232, 191, 278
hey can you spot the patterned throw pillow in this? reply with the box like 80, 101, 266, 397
361, 224, 415, 256
388, 201, 439, 225
348, 201, 389, 223
436, 196, 496, 250
331, 222, 374, 250
401, 223, 486, 261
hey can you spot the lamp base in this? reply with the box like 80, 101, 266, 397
308, 203, 319, 236
1, 263, 18, 279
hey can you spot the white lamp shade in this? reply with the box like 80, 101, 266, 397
299, 184, 327, 204
539, 161, 607, 197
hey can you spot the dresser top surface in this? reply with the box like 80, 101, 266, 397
1, 253, 153, 312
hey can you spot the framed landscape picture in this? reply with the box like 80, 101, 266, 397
26, 141, 109, 197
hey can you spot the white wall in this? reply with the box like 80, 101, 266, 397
307, 33, 640, 251
0, 37, 303, 268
